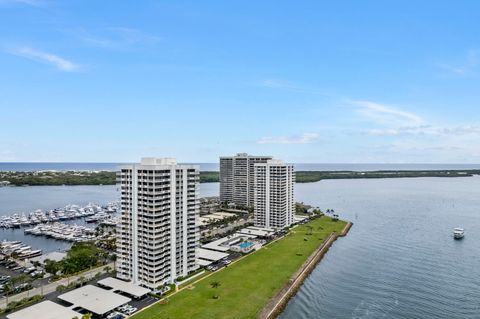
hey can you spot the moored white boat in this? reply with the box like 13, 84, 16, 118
453, 228, 464, 239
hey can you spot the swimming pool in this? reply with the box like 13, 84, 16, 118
239, 241, 254, 249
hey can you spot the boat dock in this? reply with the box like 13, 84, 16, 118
0, 202, 118, 228
24, 222, 96, 242
0, 240, 42, 260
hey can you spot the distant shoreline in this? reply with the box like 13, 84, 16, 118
1, 170, 479, 186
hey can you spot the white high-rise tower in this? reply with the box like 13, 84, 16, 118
116, 158, 199, 288
253, 160, 295, 229
219, 153, 273, 208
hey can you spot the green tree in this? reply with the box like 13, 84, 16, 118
15, 273, 29, 285
44, 259, 61, 276
62, 242, 100, 274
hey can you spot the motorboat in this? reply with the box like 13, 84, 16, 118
453, 228, 464, 239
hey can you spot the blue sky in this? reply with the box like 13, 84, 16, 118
1, 0, 480, 163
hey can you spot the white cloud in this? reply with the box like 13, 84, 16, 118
257, 133, 320, 144
351, 100, 480, 161
0, 0, 45, 5
367, 124, 480, 137
0, 150, 15, 161
437, 49, 480, 76
79, 27, 162, 49
109, 27, 162, 45
259, 78, 297, 89
439, 125, 480, 135
7, 47, 80, 72
352, 100, 424, 126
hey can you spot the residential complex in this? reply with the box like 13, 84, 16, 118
219, 153, 272, 207
253, 160, 295, 229
116, 157, 200, 289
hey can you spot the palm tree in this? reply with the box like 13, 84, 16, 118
306, 225, 313, 235
110, 253, 117, 270
4, 274, 27, 303
78, 276, 86, 286
3, 280, 13, 304
210, 281, 221, 289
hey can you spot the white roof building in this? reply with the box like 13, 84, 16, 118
198, 248, 229, 261
237, 226, 275, 237
98, 277, 151, 298
58, 285, 131, 316
6, 301, 81, 319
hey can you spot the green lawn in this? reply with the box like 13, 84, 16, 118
132, 217, 347, 319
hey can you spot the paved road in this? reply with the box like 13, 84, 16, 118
0, 262, 114, 309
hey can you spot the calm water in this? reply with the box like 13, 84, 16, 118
1, 175, 480, 318
0, 183, 219, 253
2, 162, 480, 172
280, 176, 480, 319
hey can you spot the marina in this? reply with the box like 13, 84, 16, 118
0, 240, 42, 260
0, 184, 218, 255
0, 202, 118, 229
24, 223, 95, 242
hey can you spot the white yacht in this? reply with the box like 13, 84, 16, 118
453, 228, 464, 239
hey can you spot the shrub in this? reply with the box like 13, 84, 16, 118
2, 295, 43, 314
56, 284, 67, 292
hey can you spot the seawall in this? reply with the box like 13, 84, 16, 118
259, 221, 353, 319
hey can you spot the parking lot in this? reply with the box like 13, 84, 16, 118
0, 261, 48, 298
0, 272, 159, 319
205, 251, 243, 272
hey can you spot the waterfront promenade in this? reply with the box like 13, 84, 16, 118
0, 263, 114, 309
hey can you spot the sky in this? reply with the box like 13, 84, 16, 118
0, 0, 480, 163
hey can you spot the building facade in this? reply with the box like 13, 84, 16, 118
253, 160, 295, 229
219, 153, 272, 208
116, 158, 199, 289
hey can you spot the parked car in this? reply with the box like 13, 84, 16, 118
107, 312, 125, 319
125, 307, 138, 315
24, 266, 36, 273
117, 305, 129, 312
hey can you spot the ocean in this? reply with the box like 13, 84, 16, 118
1, 162, 480, 172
